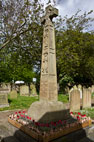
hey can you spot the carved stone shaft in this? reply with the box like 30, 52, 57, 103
40, 5, 58, 101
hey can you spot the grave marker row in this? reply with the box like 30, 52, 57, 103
70, 87, 91, 111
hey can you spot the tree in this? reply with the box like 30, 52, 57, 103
55, 10, 94, 88
0, 0, 44, 82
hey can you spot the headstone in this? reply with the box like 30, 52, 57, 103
73, 85, 78, 90
70, 90, 80, 111
10, 90, 17, 99
0, 83, 11, 93
0, 89, 9, 108
30, 84, 38, 96
69, 87, 73, 101
28, 5, 69, 122
69, 85, 77, 101
20, 85, 29, 96
65, 86, 69, 94
91, 85, 94, 93
78, 84, 82, 99
82, 88, 91, 108
69, 85, 82, 101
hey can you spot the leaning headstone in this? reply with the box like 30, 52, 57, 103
20, 85, 29, 96
70, 89, 80, 111
0, 89, 9, 108
30, 84, 38, 96
10, 90, 17, 99
82, 88, 91, 108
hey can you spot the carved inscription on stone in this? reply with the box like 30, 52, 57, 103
41, 28, 49, 74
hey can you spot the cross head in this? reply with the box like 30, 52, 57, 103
41, 5, 58, 25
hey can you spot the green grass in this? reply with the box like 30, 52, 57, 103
0, 94, 39, 111
58, 94, 69, 103
0, 94, 69, 111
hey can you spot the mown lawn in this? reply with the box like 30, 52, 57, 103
0, 94, 69, 111
0, 94, 39, 111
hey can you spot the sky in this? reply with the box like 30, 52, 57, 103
40, 0, 94, 18
40, 0, 94, 31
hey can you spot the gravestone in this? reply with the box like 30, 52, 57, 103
69, 85, 82, 101
28, 5, 69, 122
10, 90, 17, 99
91, 85, 94, 93
78, 84, 82, 99
69, 85, 77, 101
82, 88, 91, 108
70, 90, 80, 111
0, 83, 11, 93
20, 85, 29, 96
0, 89, 9, 108
30, 84, 38, 96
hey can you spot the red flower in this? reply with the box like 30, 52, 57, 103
15, 112, 18, 114
70, 112, 73, 114
18, 111, 21, 114
29, 117, 31, 120
81, 114, 86, 117
17, 115, 19, 119
33, 120, 35, 123
51, 122, 54, 125
26, 116, 30, 119
20, 114, 23, 117
46, 123, 49, 127
23, 115, 25, 118
77, 116, 80, 121
58, 120, 62, 124
78, 112, 81, 115
22, 111, 26, 113
35, 122, 39, 126
54, 122, 56, 126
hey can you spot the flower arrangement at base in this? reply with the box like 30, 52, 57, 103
9, 110, 91, 136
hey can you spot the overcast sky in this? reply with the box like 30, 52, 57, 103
40, 0, 94, 31
40, 0, 94, 18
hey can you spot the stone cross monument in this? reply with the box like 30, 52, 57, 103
40, 5, 58, 101
28, 5, 69, 122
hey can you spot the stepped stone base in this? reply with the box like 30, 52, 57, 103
27, 101, 70, 123
5, 120, 93, 142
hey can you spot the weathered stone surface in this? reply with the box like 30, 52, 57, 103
70, 90, 80, 111
28, 5, 68, 122
82, 88, 91, 108
28, 101, 69, 122
0, 91, 9, 108
10, 90, 17, 99
69, 85, 82, 101
0, 83, 11, 93
30, 84, 37, 96
91, 85, 94, 93
20, 85, 29, 96
40, 5, 58, 102
78, 84, 82, 99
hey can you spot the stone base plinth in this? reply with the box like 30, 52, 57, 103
27, 101, 69, 123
